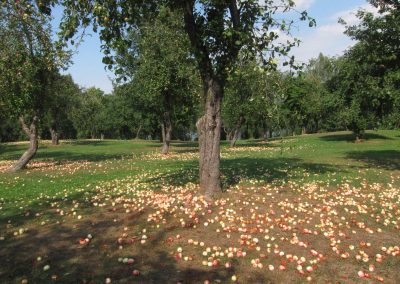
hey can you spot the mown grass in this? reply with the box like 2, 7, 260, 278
0, 130, 399, 283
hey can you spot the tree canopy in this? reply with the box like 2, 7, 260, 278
0, 0, 69, 171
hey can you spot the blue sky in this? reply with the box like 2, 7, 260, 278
55, 0, 376, 94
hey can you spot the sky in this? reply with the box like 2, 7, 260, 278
55, 0, 377, 94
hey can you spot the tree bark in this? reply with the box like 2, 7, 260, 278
197, 78, 223, 200
135, 124, 142, 140
355, 131, 363, 143
222, 125, 230, 141
8, 116, 39, 172
50, 127, 59, 145
301, 125, 307, 135
230, 115, 245, 147
161, 111, 172, 155
263, 128, 270, 141
227, 130, 234, 141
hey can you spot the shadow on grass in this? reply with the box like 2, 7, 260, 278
68, 140, 118, 146
228, 142, 281, 148
0, 150, 133, 162
0, 191, 252, 284
319, 132, 391, 142
145, 157, 341, 189
170, 141, 198, 148
36, 151, 133, 162
345, 150, 400, 170
0, 144, 27, 159
0, 140, 160, 162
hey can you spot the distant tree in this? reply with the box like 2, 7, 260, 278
0, 1, 69, 171
283, 74, 324, 135
306, 53, 337, 84
70, 87, 106, 139
223, 59, 258, 146
223, 60, 285, 145
104, 84, 160, 140
43, 74, 81, 145
332, 0, 400, 139
305, 54, 342, 132
0, 105, 23, 143
116, 7, 200, 154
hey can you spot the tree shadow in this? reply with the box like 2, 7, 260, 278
221, 157, 339, 187
69, 140, 116, 146
228, 142, 281, 148
35, 151, 132, 162
0, 193, 248, 284
144, 157, 341, 189
170, 142, 198, 154
0, 144, 28, 159
345, 150, 400, 170
319, 132, 392, 142
171, 142, 198, 148
0, 150, 133, 162
0, 140, 160, 162
246, 137, 296, 144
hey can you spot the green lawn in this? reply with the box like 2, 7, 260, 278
0, 130, 399, 283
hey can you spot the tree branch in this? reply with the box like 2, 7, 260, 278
182, 1, 213, 80
229, 0, 241, 31
30, 115, 39, 132
19, 116, 31, 136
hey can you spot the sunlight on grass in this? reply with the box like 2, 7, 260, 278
0, 130, 399, 283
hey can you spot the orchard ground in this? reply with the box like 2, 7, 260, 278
0, 130, 399, 284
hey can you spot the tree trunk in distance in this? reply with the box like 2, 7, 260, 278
161, 111, 172, 155
301, 125, 307, 135
227, 131, 234, 141
230, 115, 245, 147
135, 124, 142, 139
8, 116, 39, 172
263, 128, 270, 141
355, 131, 362, 143
197, 78, 223, 200
50, 127, 59, 145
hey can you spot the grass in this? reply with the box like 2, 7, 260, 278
0, 130, 399, 283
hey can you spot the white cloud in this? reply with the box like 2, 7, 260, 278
331, 3, 379, 25
293, 0, 316, 10
265, 0, 315, 11
286, 4, 379, 64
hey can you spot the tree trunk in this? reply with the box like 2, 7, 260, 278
8, 116, 39, 172
355, 131, 363, 143
230, 115, 245, 147
302, 125, 307, 135
230, 129, 240, 147
135, 124, 142, 140
222, 125, 230, 141
227, 130, 234, 141
263, 128, 270, 141
50, 127, 59, 145
161, 111, 172, 155
197, 78, 223, 200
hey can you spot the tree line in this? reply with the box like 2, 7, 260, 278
0, 0, 399, 199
